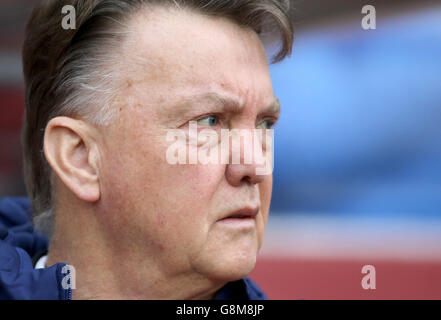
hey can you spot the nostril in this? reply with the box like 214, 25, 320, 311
241, 175, 252, 184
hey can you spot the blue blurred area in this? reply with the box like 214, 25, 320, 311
270, 7, 441, 218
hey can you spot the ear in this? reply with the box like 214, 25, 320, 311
44, 116, 100, 203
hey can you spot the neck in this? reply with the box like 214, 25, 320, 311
46, 203, 224, 300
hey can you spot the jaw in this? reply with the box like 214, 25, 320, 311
187, 223, 260, 282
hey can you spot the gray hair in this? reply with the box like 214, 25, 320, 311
22, 0, 294, 237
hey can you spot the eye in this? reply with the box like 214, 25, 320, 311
197, 115, 219, 127
257, 118, 277, 130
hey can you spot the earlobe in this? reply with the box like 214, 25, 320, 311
44, 116, 101, 203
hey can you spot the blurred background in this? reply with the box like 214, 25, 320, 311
1, 0, 441, 299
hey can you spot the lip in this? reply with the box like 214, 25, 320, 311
219, 207, 259, 221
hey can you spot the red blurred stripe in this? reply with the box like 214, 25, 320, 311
250, 257, 441, 299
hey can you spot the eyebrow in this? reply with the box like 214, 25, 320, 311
168, 92, 281, 117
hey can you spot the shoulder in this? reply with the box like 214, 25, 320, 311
0, 197, 32, 228
0, 197, 69, 300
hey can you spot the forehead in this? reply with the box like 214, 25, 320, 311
120, 6, 274, 109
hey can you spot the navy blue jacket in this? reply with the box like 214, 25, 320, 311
0, 197, 267, 300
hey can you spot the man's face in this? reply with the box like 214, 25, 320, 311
96, 7, 277, 282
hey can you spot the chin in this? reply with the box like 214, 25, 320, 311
224, 253, 257, 281
205, 243, 259, 282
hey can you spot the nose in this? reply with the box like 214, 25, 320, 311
225, 163, 266, 186
224, 128, 272, 187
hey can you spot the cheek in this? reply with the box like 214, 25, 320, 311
260, 175, 272, 213
131, 163, 226, 256
102, 132, 225, 241
257, 175, 272, 240
100, 111, 228, 253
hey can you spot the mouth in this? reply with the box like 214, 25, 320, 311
217, 207, 259, 228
